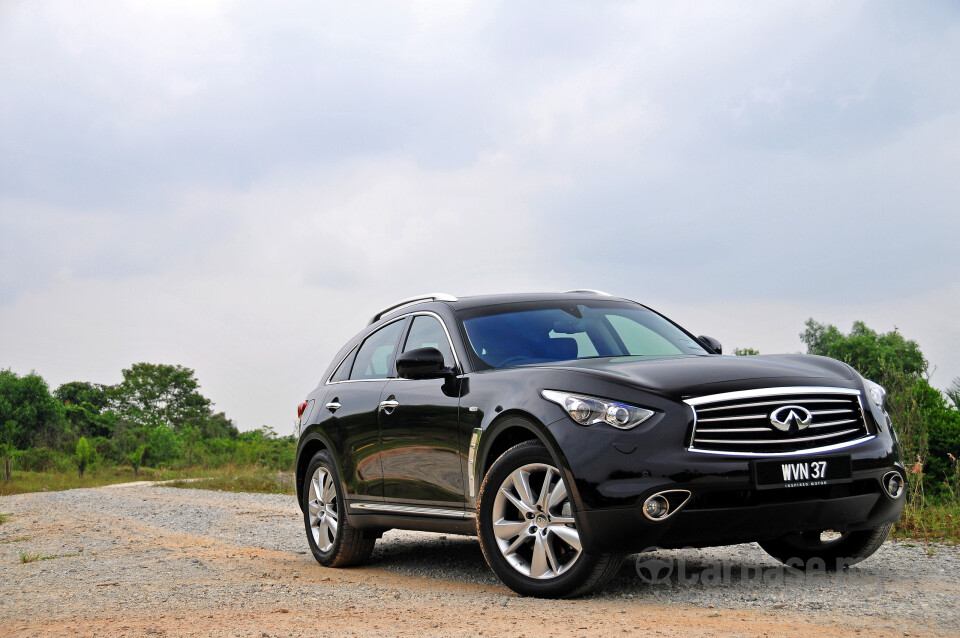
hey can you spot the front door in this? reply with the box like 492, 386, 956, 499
379, 314, 464, 509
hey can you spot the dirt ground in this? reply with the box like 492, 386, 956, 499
2, 484, 957, 637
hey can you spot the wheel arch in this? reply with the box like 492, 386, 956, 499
475, 410, 576, 505
295, 431, 335, 511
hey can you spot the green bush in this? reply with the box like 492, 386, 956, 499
13, 447, 71, 472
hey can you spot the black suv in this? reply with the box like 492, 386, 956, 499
295, 292, 905, 597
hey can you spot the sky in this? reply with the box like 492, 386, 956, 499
1, 1, 958, 433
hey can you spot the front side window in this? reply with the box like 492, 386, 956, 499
460, 302, 707, 369
402, 315, 455, 368
350, 320, 406, 380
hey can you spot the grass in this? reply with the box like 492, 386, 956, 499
0, 511, 7, 524
19, 551, 80, 563
162, 466, 294, 494
0, 466, 198, 496
892, 501, 960, 545
1, 536, 29, 544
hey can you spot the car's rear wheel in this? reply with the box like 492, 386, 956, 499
476, 440, 623, 598
303, 450, 376, 567
758, 523, 892, 570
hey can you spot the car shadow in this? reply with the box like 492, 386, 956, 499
363, 532, 880, 599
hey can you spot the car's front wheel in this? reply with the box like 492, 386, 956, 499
302, 450, 376, 567
476, 440, 623, 598
758, 524, 892, 570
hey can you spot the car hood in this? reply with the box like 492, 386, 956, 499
540, 353, 857, 400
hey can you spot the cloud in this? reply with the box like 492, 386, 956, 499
1, 0, 958, 429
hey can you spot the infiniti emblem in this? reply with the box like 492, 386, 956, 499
769, 405, 814, 432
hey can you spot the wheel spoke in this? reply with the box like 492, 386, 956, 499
327, 513, 338, 537
536, 467, 554, 511
322, 477, 337, 504
501, 487, 533, 514
550, 515, 575, 525
493, 518, 529, 541
547, 479, 567, 511
530, 534, 549, 578
325, 504, 338, 520
542, 535, 560, 575
550, 525, 582, 552
308, 499, 322, 516
511, 469, 537, 511
310, 476, 321, 502
504, 532, 529, 556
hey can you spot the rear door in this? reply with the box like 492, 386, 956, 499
327, 318, 408, 503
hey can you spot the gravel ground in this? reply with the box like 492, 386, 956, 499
1, 484, 958, 637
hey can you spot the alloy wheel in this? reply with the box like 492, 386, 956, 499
308, 466, 339, 552
491, 462, 582, 579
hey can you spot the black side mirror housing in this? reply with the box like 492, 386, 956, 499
396, 347, 449, 380
698, 335, 722, 355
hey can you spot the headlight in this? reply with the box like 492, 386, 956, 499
864, 379, 886, 409
541, 390, 655, 430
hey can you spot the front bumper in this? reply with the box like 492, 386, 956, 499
577, 478, 905, 552
548, 410, 905, 553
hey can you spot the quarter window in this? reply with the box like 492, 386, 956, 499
350, 320, 406, 380
402, 315, 454, 368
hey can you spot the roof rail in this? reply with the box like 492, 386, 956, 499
561, 289, 612, 296
369, 293, 458, 325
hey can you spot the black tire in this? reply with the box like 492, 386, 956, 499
476, 440, 623, 598
758, 523, 892, 571
302, 450, 376, 567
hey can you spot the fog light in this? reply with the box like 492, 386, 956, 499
643, 495, 670, 520
883, 471, 904, 499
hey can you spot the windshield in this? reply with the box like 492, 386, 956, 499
459, 301, 708, 369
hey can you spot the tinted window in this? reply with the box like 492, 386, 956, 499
350, 320, 406, 380
330, 347, 357, 382
403, 315, 454, 368
460, 302, 707, 369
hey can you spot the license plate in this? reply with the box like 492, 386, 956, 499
753, 455, 852, 490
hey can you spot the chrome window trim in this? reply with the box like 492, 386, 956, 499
325, 311, 462, 386
349, 502, 474, 519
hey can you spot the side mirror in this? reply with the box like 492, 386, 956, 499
396, 347, 449, 380
698, 335, 722, 355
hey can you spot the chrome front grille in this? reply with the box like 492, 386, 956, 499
686, 387, 872, 456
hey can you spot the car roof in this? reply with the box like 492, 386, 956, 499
373, 291, 641, 324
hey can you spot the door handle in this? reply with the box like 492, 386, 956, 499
379, 399, 399, 414
325, 400, 341, 412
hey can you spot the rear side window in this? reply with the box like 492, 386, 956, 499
350, 320, 406, 380
330, 347, 357, 382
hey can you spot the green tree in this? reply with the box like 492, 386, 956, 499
55, 381, 118, 438
801, 319, 960, 498
733, 347, 760, 356
201, 411, 239, 440
112, 363, 213, 433
800, 320, 927, 382
145, 423, 181, 466
946, 377, 960, 410
75, 437, 94, 479
0, 370, 67, 449
0, 420, 21, 483
128, 444, 147, 477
